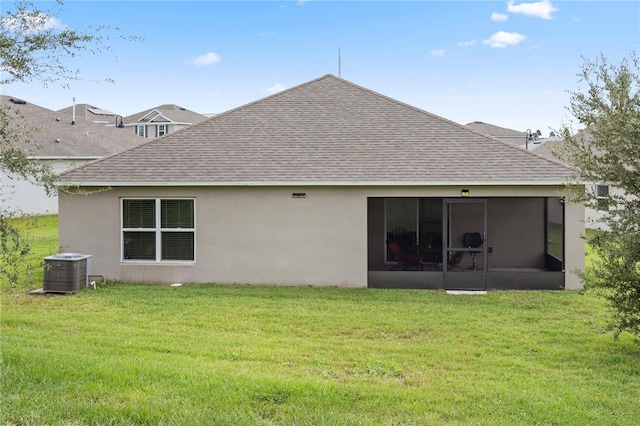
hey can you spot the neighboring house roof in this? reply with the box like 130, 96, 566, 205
57, 103, 118, 124
58, 75, 575, 186
2, 95, 145, 159
464, 121, 528, 147
531, 137, 564, 162
533, 130, 592, 164
123, 104, 208, 125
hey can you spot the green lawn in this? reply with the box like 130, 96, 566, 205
1, 214, 59, 295
2, 217, 639, 425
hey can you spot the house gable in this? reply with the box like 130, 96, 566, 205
139, 109, 171, 123
124, 104, 207, 125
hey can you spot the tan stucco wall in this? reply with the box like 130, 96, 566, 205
58, 184, 585, 289
564, 200, 585, 290
59, 186, 367, 287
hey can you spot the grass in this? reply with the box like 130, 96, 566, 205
1, 214, 59, 295
2, 217, 639, 425
3, 286, 639, 425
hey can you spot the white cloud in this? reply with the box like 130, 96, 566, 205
483, 31, 526, 48
491, 12, 509, 22
189, 52, 221, 66
266, 83, 285, 94
431, 49, 446, 57
507, 0, 558, 20
1, 11, 63, 32
457, 40, 476, 47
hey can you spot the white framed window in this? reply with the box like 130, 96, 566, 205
122, 198, 195, 262
157, 124, 166, 137
136, 125, 146, 137
596, 184, 609, 199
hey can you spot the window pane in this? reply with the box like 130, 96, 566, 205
162, 232, 194, 260
161, 199, 194, 228
123, 231, 156, 260
596, 184, 609, 198
123, 199, 155, 228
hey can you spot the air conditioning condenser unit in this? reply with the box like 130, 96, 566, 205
43, 253, 92, 293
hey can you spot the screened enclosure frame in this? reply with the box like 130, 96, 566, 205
443, 198, 488, 291
368, 196, 567, 290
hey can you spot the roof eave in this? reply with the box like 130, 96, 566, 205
29, 156, 101, 161
55, 179, 582, 188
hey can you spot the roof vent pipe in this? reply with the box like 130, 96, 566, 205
71, 97, 76, 125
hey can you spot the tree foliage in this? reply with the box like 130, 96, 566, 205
0, 0, 134, 87
556, 52, 640, 341
1, 1, 136, 295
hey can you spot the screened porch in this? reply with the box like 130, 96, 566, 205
367, 197, 565, 290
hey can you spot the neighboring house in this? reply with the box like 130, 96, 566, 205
57, 75, 585, 290
534, 130, 612, 229
464, 121, 550, 151
120, 104, 209, 138
531, 133, 567, 161
1, 95, 145, 215
57, 102, 117, 125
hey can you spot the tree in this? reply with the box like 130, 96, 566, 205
556, 52, 640, 341
1, 1, 136, 295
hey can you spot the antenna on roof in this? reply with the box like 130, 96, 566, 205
338, 48, 341, 78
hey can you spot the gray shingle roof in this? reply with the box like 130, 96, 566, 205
534, 130, 593, 166
464, 121, 527, 147
57, 103, 117, 121
58, 75, 575, 185
2, 95, 145, 158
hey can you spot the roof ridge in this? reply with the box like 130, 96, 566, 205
201, 74, 337, 122
332, 76, 573, 170
329, 76, 518, 139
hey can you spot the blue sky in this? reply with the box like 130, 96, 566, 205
3, 1, 639, 134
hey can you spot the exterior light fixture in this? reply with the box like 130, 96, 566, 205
292, 193, 306, 198
461, 189, 470, 197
